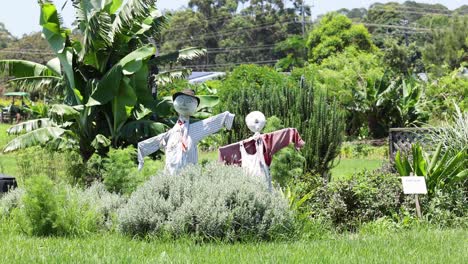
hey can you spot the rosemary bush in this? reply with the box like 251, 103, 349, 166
217, 65, 345, 179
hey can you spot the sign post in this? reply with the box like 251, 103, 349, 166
401, 173, 427, 218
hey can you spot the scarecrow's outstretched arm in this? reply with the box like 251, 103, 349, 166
191, 111, 235, 142
137, 132, 169, 170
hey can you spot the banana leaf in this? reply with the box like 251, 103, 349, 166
3, 127, 67, 153
7, 118, 54, 135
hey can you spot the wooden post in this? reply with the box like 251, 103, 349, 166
409, 173, 422, 218
415, 194, 422, 218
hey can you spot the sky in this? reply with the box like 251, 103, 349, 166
0, 0, 466, 37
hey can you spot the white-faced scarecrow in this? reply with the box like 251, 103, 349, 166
218, 111, 305, 190
137, 89, 235, 175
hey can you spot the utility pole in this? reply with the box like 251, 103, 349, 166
401, 19, 409, 47
301, 0, 306, 37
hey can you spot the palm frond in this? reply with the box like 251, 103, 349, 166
8, 76, 63, 94
176, 47, 207, 62
7, 118, 55, 135
133, 9, 168, 37
3, 127, 67, 153
49, 104, 81, 122
112, 0, 155, 35
155, 69, 192, 86
73, 0, 115, 54
0, 60, 57, 78
153, 47, 207, 66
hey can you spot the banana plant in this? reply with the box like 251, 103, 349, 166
1, 0, 207, 161
395, 143, 467, 195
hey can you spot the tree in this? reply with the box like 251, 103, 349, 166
337, 8, 367, 22
306, 13, 376, 63
274, 35, 306, 71
423, 16, 468, 76
382, 37, 424, 74
365, 2, 449, 47
0, 22, 15, 50
161, 0, 307, 70
1, 0, 205, 161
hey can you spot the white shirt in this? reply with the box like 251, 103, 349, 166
137, 111, 235, 175
240, 137, 272, 191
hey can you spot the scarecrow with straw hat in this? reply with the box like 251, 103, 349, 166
137, 89, 235, 175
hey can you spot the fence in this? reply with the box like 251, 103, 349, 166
388, 127, 434, 161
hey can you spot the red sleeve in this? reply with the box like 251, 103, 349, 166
218, 142, 241, 165
262, 128, 305, 166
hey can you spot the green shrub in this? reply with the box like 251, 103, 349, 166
423, 188, 467, 228
61, 146, 157, 193
5, 175, 103, 236
339, 142, 388, 159
117, 163, 295, 241
308, 170, 409, 231
0, 179, 125, 236
102, 147, 138, 195
358, 217, 400, 235
101, 146, 159, 195
264, 116, 306, 187
64, 150, 86, 185
16, 146, 66, 184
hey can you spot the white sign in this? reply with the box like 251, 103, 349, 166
401, 176, 427, 194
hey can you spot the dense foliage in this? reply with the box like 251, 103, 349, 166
217, 64, 345, 178
306, 13, 376, 63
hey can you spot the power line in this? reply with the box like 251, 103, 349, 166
165, 10, 310, 33
206, 45, 276, 54
207, 44, 276, 51
173, 59, 278, 70
371, 8, 466, 17
167, 20, 297, 45
362, 23, 431, 32
371, 5, 453, 14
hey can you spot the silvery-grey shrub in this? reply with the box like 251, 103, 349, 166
117, 163, 295, 241
0, 188, 25, 218
82, 182, 126, 230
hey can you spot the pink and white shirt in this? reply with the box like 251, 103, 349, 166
138, 111, 235, 175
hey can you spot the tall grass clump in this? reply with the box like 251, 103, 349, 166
117, 163, 295, 241
429, 104, 467, 154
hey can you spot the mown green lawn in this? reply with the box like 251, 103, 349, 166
0, 229, 465, 263
331, 159, 384, 180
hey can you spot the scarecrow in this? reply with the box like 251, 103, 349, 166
218, 111, 305, 190
137, 89, 235, 175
